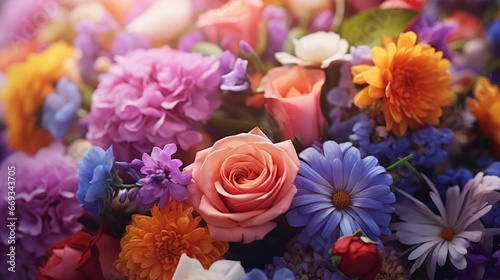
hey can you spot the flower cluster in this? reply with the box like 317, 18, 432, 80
2, 0, 500, 279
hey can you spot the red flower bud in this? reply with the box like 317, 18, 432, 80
330, 231, 382, 280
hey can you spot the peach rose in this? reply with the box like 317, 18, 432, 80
185, 127, 300, 243
258, 66, 326, 147
196, 0, 263, 52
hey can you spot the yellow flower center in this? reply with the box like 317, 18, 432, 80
332, 191, 351, 209
440, 227, 455, 241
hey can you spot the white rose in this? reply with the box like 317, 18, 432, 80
275, 31, 351, 69
172, 254, 246, 280
126, 0, 193, 44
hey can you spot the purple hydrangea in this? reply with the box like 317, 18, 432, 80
86, 46, 223, 161
286, 141, 395, 256
0, 143, 84, 278
132, 144, 191, 209
76, 145, 115, 216
40, 78, 82, 140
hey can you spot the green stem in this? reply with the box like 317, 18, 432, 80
385, 154, 413, 171
331, 0, 345, 33
115, 183, 142, 189
402, 160, 427, 186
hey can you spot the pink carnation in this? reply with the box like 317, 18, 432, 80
86, 47, 222, 161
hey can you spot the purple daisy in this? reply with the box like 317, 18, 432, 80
134, 144, 192, 209
286, 141, 395, 255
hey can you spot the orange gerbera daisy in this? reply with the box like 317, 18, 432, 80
352, 31, 453, 136
467, 77, 500, 145
114, 201, 229, 280
0, 41, 74, 154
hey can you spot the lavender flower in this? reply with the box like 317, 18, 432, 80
178, 31, 205, 52
111, 32, 151, 56
73, 15, 117, 86
134, 144, 191, 209
76, 145, 115, 216
412, 18, 457, 60
286, 141, 395, 256
261, 5, 289, 58
41, 78, 82, 140
457, 243, 500, 279
218, 51, 249, 91
0, 143, 83, 279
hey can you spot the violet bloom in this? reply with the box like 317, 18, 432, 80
0, 143, 83, 278
412, 18, 457, 60
218, 51, 249, 92
135, 144, 192, 209
41, 78, 81, 140
86, 46, 222, 161
112, 32, 151, 56
261, 5, 289, 58
178, 31, 205, 52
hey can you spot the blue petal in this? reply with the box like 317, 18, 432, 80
241, 269, 267, 280
321, 210, 342, 239
294, 175, 333, 196
304, 208, 333, 236
286, 208, 311, 227
298, 201, 333, 215
272, 268, 295, 280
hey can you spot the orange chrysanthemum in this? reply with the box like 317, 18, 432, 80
0, 41, 74, 154
352, 31, 453, 136
467, 77, 500, 145
114, 201, 229, 280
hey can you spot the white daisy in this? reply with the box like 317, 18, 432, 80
391, 175, 495, 279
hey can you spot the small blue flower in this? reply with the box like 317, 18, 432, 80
76, 146, 114, 216
487, 19, 500, 56
241, 268, 294, 280
41, 78, 82, 140
286, 141, 395, 256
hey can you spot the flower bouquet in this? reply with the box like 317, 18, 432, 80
1, 0, 500, 279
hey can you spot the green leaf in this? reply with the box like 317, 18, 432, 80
191, 42, 224, 56
339, 8, 419, 47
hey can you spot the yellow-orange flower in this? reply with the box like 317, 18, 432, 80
114, 201, 229, 280
467, 77, 500, 145
0, 42, 74, 154
352, 31, 453, 136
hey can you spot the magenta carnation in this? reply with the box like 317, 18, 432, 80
86, 46, 223, 161
0, 143, 84, 279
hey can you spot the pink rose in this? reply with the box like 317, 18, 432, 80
258, 65, 326, 147
185, 127, 300, 243
379, 0, 424, 10
196, 0, 263, 52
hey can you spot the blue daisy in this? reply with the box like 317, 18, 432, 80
286, 141, 395, 255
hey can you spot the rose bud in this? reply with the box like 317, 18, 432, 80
329, 230, 382, 280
